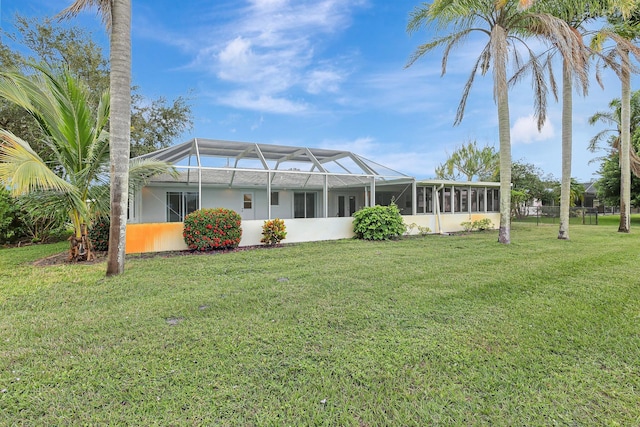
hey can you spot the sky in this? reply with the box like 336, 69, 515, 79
2, 0, 637, 182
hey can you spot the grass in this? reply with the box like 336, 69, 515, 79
1, 223, 639, 426
516, 212, 640, 227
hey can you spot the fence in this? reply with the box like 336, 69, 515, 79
512, 206, 599, 225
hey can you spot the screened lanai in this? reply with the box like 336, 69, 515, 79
134, 138, 416, 222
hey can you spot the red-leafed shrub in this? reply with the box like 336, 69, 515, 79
183, 208, 242, 251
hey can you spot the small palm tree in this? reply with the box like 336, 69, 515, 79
406, 0, 582, 244
0, 64, 171, 261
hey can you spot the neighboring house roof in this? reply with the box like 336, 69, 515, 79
138, 138, 413, 189
581, 181, 597, 195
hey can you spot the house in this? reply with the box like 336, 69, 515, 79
125, 138, 501, 253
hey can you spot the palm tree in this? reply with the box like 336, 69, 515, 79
520, 2, 613, 240
591, 11, 640, 232
435, 140, 499, 181
59, 0, 131, 275
0, 65, 170, 261
406, 0, 582, 244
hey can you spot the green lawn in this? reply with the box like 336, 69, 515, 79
1, 223, 639, 425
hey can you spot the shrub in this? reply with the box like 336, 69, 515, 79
404, 222, 431, 237
353, 204, 406, 240
461, 221, 474, 232
474, 218, 494, 231
461, 218, 494, 232
89, 216, 110, 251
261, 218, 287, 246
0, 188, 26, 244
183, 208, 242, 251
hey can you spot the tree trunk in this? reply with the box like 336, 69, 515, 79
106, 0, 132, 276
558, 59, 572, 240
619, 48, 631, 233
493, 25, 511, 244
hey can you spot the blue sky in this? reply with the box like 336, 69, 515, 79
3, 0, 637, 182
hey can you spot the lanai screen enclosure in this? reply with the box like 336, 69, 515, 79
126, 139, 500, 253
131, 138, 416, 223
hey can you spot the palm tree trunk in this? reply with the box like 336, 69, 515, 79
619, 47, 631, 233
493, 25, 511, 244
558, 59, 572, 240
106, 0, 132, 276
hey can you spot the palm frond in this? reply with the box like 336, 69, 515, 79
0, 130, 74, 195
127, 159, 178, 195
57, 0, 112, 29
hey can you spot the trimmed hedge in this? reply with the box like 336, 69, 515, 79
183, 208, 242, 251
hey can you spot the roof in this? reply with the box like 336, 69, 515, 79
138, 138, 413, 188
416, 179, 501, 187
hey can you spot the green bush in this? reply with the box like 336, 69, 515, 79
17, 194, 69, 243
353, 204, 406, 240
404, 222, 431, 236
461, 218, 494, 232
261, 218, 287, 246
89, 216, 110, 251
0, 188, 26, 244
183, 208, 242, 251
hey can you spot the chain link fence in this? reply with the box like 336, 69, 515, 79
512, 206, 600, 225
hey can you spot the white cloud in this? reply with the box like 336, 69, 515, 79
192, 1, 366, 113
217, 91, 308, 114
306, 69, 344, 94
319, 136, 378, 155
511, 114, 555, 144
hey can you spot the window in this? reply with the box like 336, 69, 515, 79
270, 191, 279, 206
470, 188, 478, 212
460, 188, 469, 213
243, 193, 253, 209
166, 192, 199, 222
294, 192, 315, 218
487, 188, 500, 212
441, 187, 452, 213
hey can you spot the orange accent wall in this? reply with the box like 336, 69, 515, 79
125, 223, 188, 254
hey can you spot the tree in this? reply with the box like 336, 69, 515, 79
407, 0, 582, 244
595, 153, 640, 206
510, 160, 557, 218
130, 93, 193, 158
591, 8, 640, 232
0, 65, 174, 259
589, 90, 640, 207
0, 65, 108, 260
435, 140, 499, 181
526, 2, 605, 240
552, 178, 585, 207
0, 15, 192, 161
59, 0, 131, 275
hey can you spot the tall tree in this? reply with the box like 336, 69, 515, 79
60, 0, 132, 275
522, 2, 604, 240
589, 90, 640, 206
435, 140, 499, 181
0, 66, 173, 260
591, 8, 640, 232
1, 16, 192, 161
406, 0, 582, 244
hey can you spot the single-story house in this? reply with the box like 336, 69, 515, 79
125, 138, 501, 253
